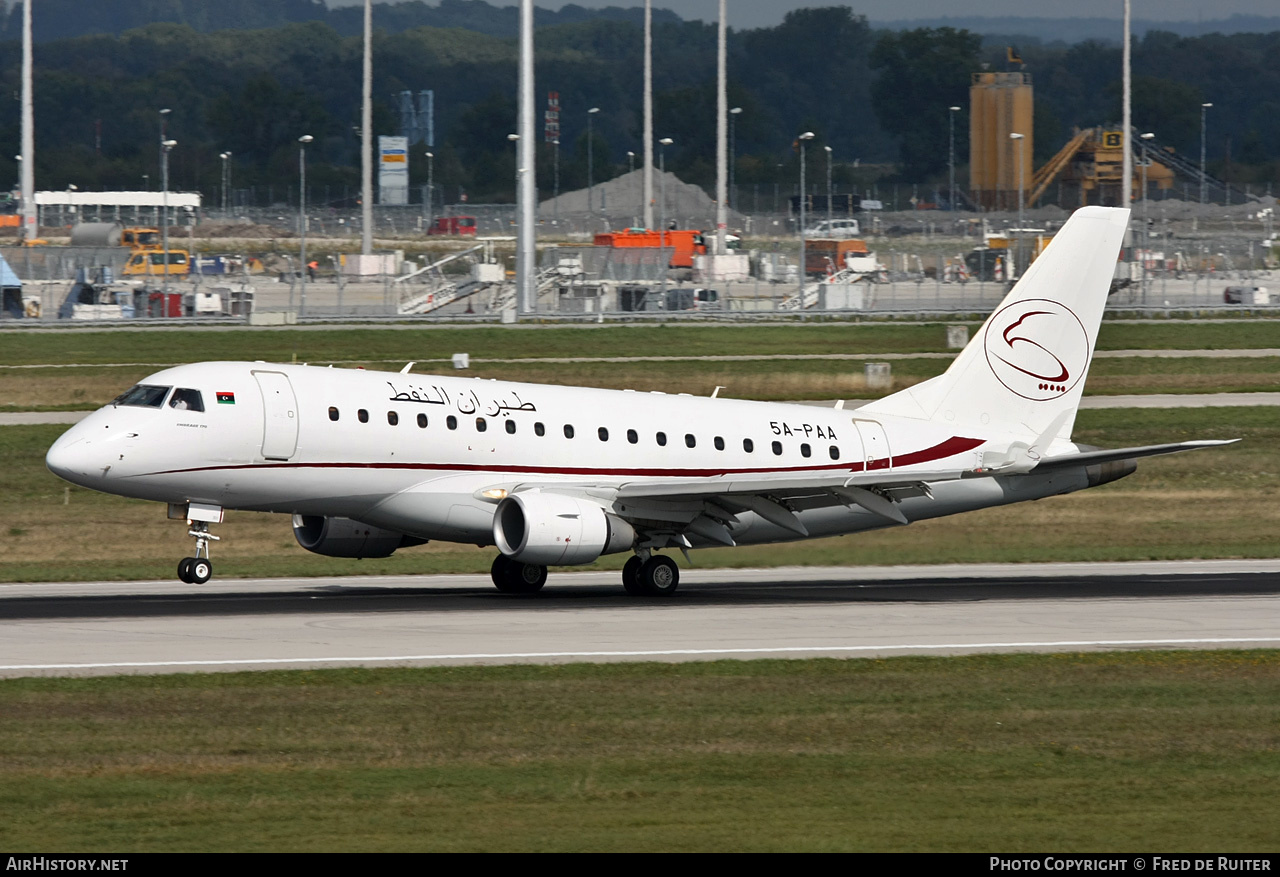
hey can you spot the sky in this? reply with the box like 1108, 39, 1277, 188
326, 1, 1280, 31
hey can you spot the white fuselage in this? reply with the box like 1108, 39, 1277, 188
46, 361, 1092, 554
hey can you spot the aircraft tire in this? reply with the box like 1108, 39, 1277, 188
490, 555, 512, 590
506, 561, 547, 594
189, 558, 213, 585
639, 555, 679, 596
177, 557, 194, 583
492, 555, 547, 594
622, 556, 644, 595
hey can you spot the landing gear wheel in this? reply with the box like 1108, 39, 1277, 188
639, 555, 679, 596
490, 554, 512, 589
188, 558, 213, 585
622, 556, 644, 595
491, 555, 547, 594
177, 557, 194, 583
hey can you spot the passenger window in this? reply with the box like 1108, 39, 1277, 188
714, 436, 725, 451
329, 407, 340, 422
627, 429, 638, 444
564, 424, 575, 439
417, 413, 428, 428
829, 445, 839, 460
505, 420, 516, 434
772, 441, 783, 456
656, 432, 667, 446
387, 411, 399, 426
534, 422, 545, 437
685, 434, 696, 448
447, 415, 457, 430
801, 443, 811, 458
743, 438, 754, 453
598, 427, 609, 441
169, 388, 204, 412
475, 417, 487, 432
358, 409, 369, 423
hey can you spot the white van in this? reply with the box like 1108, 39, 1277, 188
801, 218, 860, 238
1224, 286, 1270, 305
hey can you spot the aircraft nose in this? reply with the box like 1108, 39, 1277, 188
46, 429, 97, 486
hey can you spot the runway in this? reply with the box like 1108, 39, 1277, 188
2, 560, 1278, 677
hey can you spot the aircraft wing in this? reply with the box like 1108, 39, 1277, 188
515, 438, 1238, 544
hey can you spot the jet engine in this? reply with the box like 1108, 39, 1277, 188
292, 515, 425, 558
492, 492, 635, 566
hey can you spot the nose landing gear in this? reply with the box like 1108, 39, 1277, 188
170, 502, 224, 584
177, 520, 220, 584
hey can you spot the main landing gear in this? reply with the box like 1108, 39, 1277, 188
488, 553, 680, 597
491, 555, 548, 594
622, 553, 680, 597
177, 520, 220, 584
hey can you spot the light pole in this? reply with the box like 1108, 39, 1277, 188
1009, 132, 1025, 232
1140, 131, 1155, 223
627, 150, 635, 176
587, 106, 600, 217
1200, 102, 1213, 206
552, 140, 560, 226
797, 131, 814, 302
219, 152, 231, 215
424, 151, 434, 222
823, 145, 833, 230
507, 133, 520, 230
160, 139, 176, 297
157, 108, 170, 192
729, 107, 741, 210
659, 137, 672, 298
1139, 131, 1154, 302
298, 135, 313, 316
948, 105, 961, 211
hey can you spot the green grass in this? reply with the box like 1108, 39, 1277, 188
3, 408, 1278, 582
2, 320, 1278, 369
1, 653, 1278, 851
7, 354, 1280, 413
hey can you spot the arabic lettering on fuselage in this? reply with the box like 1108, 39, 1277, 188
385, 381, 538, 416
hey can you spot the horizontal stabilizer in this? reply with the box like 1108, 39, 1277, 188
1035, 439, 1239, 471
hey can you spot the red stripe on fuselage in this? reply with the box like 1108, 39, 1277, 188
141, 436, 986, 480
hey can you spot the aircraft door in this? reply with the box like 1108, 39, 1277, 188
853, 419, 891, 470
253, 371, 299, 460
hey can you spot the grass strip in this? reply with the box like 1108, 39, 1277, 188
1, 652, 1278, 851
2, 320, 1279, 368
6, 355, 1280, 411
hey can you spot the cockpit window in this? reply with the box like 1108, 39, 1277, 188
113, 384, 171, 408
169, 388, 205, 412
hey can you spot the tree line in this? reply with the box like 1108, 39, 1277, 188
0, 2, 1275, 210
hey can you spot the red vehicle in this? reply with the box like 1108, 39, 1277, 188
427, 215, 478, 236
593, 228, 707, 268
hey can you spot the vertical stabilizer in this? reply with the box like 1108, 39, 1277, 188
859, 206, 1129, 442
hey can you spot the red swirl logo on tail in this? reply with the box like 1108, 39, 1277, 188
983, 300, 1089, 401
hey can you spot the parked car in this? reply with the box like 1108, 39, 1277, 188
801, 218, 860, 238
1224, 286, 1270, 305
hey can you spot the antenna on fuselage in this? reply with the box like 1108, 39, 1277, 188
400, 362, 416, 374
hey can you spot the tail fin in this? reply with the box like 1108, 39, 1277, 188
859, 206, 1129, 443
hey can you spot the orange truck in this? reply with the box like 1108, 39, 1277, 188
593, 228, 707, 269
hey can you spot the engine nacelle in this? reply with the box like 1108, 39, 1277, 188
292, 515, 424, 558
492, 492, 635, 566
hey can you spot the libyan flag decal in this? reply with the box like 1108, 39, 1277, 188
216, 391, 236, 405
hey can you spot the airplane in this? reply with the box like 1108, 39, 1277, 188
45, 206, 1233, 596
